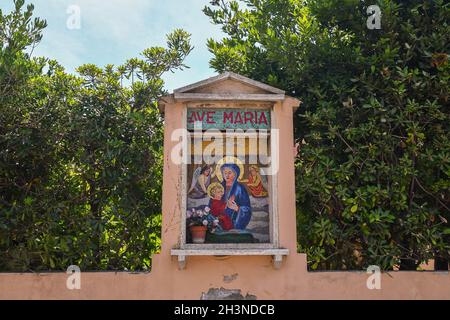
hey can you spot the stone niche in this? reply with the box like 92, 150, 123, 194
158, 72, 301, 270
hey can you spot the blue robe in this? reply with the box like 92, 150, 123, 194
219, 163, 252, 230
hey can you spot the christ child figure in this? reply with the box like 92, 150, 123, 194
207, 183, 233, 231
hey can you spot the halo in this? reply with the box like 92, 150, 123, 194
207, 182, 224, 198
215, 156, 245, 182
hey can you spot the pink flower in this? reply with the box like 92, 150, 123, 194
204, 206, 211, 213
202, 220, 208, 226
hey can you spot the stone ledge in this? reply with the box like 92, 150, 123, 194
171, 248, 289, 270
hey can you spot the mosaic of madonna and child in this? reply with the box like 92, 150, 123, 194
186, 156, 270, 244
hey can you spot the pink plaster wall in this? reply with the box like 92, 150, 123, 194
1, 81, 449, 300
1, 254, 449, 300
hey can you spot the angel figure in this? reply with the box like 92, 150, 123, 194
188, 165, 214, 199
245, 165, 268, 198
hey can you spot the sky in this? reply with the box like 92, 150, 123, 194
0, 0, 225, 91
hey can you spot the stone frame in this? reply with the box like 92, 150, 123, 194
172, 102, 288, 269
168, 73, 296, 269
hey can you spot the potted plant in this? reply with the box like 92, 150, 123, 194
186, 207, 219, 244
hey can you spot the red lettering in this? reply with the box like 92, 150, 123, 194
234, 112, 243, 124
187, 112, 196, 123
223, 111, 234, 124
206, 111, 216, 124
244, 111, 254, 124
259, 112, 268, 126
196, 111, 206, 122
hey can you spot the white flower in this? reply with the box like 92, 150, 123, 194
213, 219, 219, 226
202, 220, 208, 226
204, 206, 210, 213
186, 211, 192, 219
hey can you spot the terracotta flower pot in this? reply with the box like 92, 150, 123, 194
190, 225, 207, 244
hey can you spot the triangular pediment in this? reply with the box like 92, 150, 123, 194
159, 72, 300, 113
174, 72, 285, 96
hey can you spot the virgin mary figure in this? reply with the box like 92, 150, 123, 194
216, 163, 252, 230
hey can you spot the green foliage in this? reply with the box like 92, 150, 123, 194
205, 0, 450, 270
0, 1, 192, 271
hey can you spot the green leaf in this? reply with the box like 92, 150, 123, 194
49, 257, 55, 269
351, 205, 358, 213
24, 197, 33, 206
